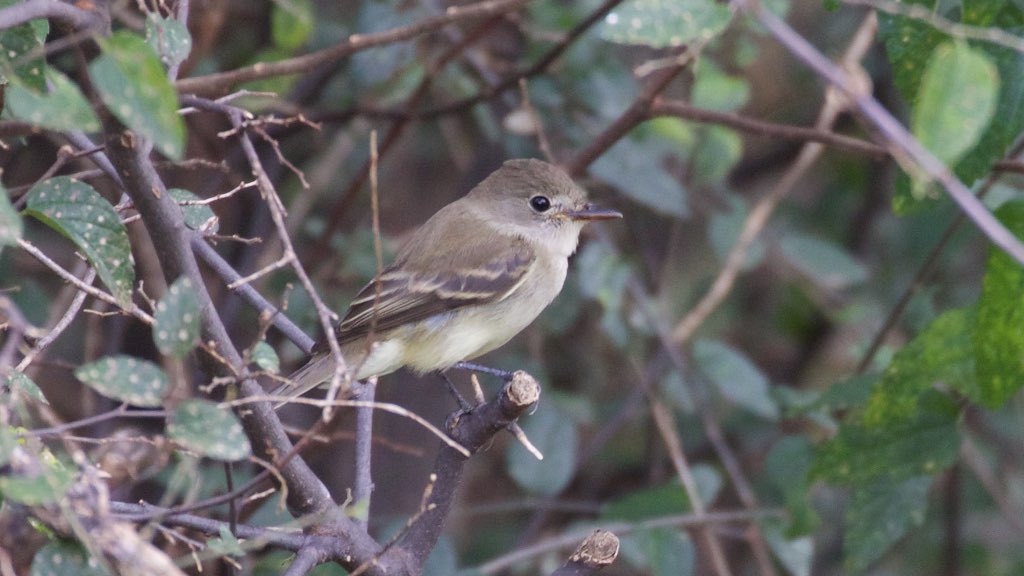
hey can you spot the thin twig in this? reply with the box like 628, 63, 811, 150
742, 0, 1024, 265
16, 239, 154, 324
175, 0, 532, 95
474, 509, 781, 574
652, 397, 734, 576
222, 396, 471, 457
670, 12, 877, 346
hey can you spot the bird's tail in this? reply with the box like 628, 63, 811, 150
270, 352, 340, 409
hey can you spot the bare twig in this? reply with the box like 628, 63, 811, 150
844, 0, 1024, 54
650, 398, 734, 576
175, 0, 532, 96
0, 0, 106, 31
222, 395, 470, 457
550, 530, 619, 576
16, 239, 154, 324
670, 12, 877, 346
475, 509, 780, 574
740, 0, 1024, 265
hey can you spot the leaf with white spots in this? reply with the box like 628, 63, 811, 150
4, 69, 101, 132
154, 277, 200, 358
0, 457, 74, 505
75, 356, 170, 407
24, 177, 136, 309
145, 13, 192, 70
601, 0, 731, 48
30, 540, 107, 576
0, 181, 22, 252
0, 0, 48, 91
3, 371, 48, 405
251, 341, 280, 373
168, 399, 251, 461
168, 188, 219, 232
88, 31, 186, 160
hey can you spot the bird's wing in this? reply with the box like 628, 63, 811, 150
316, 230, 535, 350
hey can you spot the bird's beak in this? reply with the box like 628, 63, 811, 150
564, 203, 623, 221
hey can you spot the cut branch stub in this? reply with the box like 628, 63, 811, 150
505, 370, 541, 409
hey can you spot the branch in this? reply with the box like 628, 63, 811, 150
393, 370, 541, 566
670, 12, 877, 346
419, 0, 627, 119
174, 0, 532, 96
550, 530, 620, 576
0, 0, 106, 32
95, 115, 393, 572
649, 99, 887, 159
474, 509, 780, 574
740, 0, 1024, 265
566, 61, 688, 177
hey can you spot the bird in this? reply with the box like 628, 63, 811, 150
274, 158, 622, 403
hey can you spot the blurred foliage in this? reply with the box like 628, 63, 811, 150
1, 0, 1024, 574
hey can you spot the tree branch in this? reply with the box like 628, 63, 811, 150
174, 0, 532, 96
739, 0, 1024, 265
394, 370, 541, 566
550, 530, 620, 576
0, 0, 106, 32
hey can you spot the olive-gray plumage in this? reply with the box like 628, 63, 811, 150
276, 159, 621, 401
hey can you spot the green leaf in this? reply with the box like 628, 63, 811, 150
814, 391, 960, 485
4, 69, 100, 132
506, 402, 578, 495
574, 242, 633, 348
146, 14, 192, 70
795, 373, 876, 417
0, 426, 16, 466
844, 476, 933, 572
251, 341, 280, 373
207, 525, 245, 557
272, 0, 314, 50
75, 356, 170, 407
601, 0, 732, 47
693, 339, 779, 419
765, 437, 817, 534
619, 528, 695, 576
4, 371, 48, 405
0, 0, 48, 90
780, 232, 867, 290
24, 177, 135, 309
912, 41, 999, 172
692, 62, 750, 113
763, 520, 813, 576
168, 399, 252, 461
167, 188, 219, 232
691, 125, 742, 186
0, 458, 74, 505
882, 10, 1024, 214
31, 540, 108, 576
604, 466, 721, 520
878, 6, 948, 109
591, 136, 689, 218
153, 277, 201, 358
864, 307, 977, 426
0, 181, 22, 251
708, 193, 765, 271
89, 31, 185, 160
975, 200, 1024, 407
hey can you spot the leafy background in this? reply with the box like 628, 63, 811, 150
2, 0, 1024, 574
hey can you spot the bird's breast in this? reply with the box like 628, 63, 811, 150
400, 254, 568, 373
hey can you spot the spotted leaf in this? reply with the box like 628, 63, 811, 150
75, 356, 170, 407
25, 177, 135, 309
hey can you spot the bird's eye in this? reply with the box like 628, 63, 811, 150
529, 195, 551, 212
